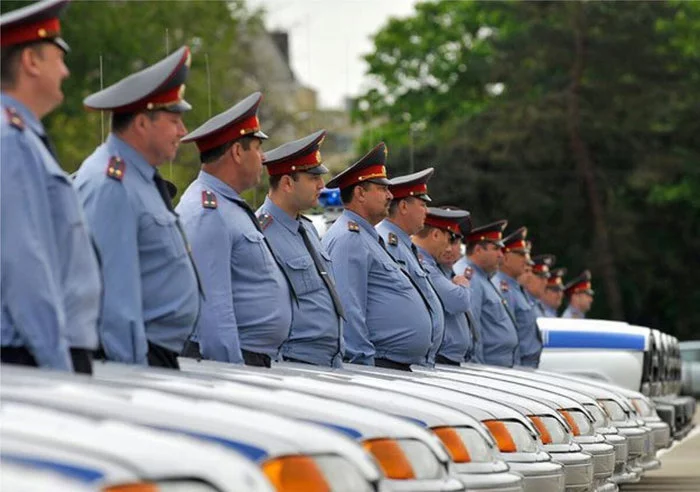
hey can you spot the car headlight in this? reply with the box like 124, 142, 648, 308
630, 398, 654, 417
483, 420, 537, 453
459, 427, 501, 462
103, 485, 159, 492
529, 415, 570, 445
584, 403, 611, 429
396, 439, 445, 479
362, 438, 415, 479
432, 427, 471, 463
598, 399, 629, 422
558, 409, 594, 436
314, 455, 375, 492
262, 455, 332, 492
439, 426, 501, 463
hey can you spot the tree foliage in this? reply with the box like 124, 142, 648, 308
1, 0, 264, 198
355, 0, 700, 339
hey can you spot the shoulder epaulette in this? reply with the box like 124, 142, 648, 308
347, 221, 360, 233
4, 107, 24, 131
500, 279, 509, 293
387, 232, 399, 246
106, 156, 125, 181
258, 212, 273, 230
201, 190, 217, 209
299, 214, 312, 223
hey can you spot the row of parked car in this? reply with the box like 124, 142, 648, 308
2, 317, 695, 492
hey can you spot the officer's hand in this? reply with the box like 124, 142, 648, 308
453, 275, 470, 287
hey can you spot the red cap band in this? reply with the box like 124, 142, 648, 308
467, 230, 502, 243
266, 150, 322, 176
503, 239, 528, 251
425, 216, 461, 235
390, 182, 428, 199
335, 164, 387, 190
195, 114, 261, 152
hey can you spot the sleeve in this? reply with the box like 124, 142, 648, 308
186, 209, 243, 363
324, 233, 372, 364
0, 136, 72, 370
81, 181, 146, 364
425, 264, 471, 315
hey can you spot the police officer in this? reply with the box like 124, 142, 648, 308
454, 220, 519, 366
413, 207, 475, 365
522, 254, 555, 317
494, 227, 542, 367
376, 169, 444, 366
176, 93, 293, 368
255, 130, 345, 367
322, 143, 432, 370
74, 47, 200, 369
562, 270, 594, 319
541, 267, 567, 317
1, 0, 100, 373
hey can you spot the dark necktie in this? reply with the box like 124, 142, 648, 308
153, 170, 174, 211
298, 222, 346, 320
378, 236, 432, 314
38, 133, 58, 160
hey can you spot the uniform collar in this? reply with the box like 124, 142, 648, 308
416, 244, 439, 267
379, 219, 412, 248
263, 196, 299, 234
343, 209, 378, 239
500, 271, 520, 288
197, 170, 242, 201
1, 93, 45, 136
107, 133, 155, 180
466, 259, 489, 279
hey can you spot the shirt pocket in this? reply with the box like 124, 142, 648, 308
140, 212, 187, 261
47, 174, 83, 228
285, 255, 323, 295
378, 260, 412, 290
241, 230, 274, 271
485, 291, 508, 322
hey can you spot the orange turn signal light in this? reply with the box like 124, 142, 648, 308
433, 427, 471, 463
558, 410, 580, 436
262, 455, 331, 492
483, 420, 517, 453
528, 416, 552, 444
103, 484, 159, 492
362, 438, 416, 479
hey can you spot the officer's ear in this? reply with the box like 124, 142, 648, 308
19, 44, 45, 78
280, 174, 296, 192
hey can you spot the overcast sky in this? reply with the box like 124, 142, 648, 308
249, 0, 418, 109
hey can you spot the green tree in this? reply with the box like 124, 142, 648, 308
1, 0, 264, 198
355, 0, 700, 338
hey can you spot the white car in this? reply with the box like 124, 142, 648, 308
1, 365, 381, 492
180, 359, 566, 492
0, 400, 274, 492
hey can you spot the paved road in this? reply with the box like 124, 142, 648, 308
622, 404, 700, 491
